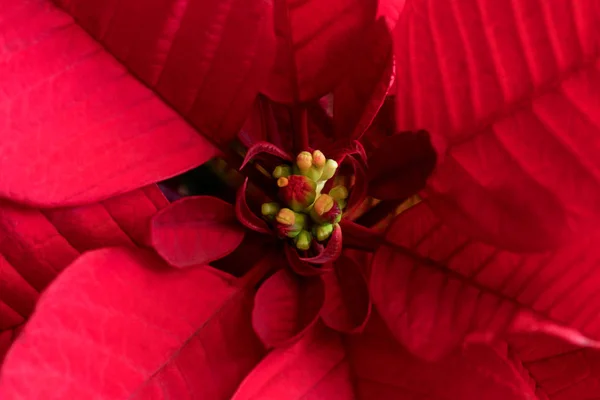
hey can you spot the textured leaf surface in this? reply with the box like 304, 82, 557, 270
235, 316, 537, 399
333, 19, 394, 140
253, 268, 325, 348
263, 0, 377, 103
151, 196, 245, 268
57, 0, 275, 147
372, 202, 600, 360
395, 0, 600, 250
0, 0, 217, 206
0, 186, 166, 365
0, 248, 264, 399
507, 330, 600, 399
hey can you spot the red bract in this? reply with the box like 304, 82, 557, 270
0, 185, 167, 364
395, 0, 600, 251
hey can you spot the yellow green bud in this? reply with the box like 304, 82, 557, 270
273, 165, 292, 179
261, 202, 280, 217
296, 151, 313, 171
320, 159, 338, 181
295, 230, 312, 251
329, 185, 349, 201
313, 223, 334, 241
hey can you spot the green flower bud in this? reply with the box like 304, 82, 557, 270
273, 165, 292, 179
261, 202, 280, 217
295, 230, 313, 251
320, 159, 338, 181
296, 151, 313, 171
329, 185, 349, 201
313, 223, 334, 241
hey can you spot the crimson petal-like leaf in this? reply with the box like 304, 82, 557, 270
0, 0, 218, 206
0, 186, 165, 365
372, 202, 600, 360
321, 256, 371, 333
0, 248, 264, 399
263, 0, 378, 103
233, 325, 354, 399
252, 268, 325, 348
367, 131, 437, 200
58, 0, 275, 148
333, 19, 395, 140
507, 329, 600, 399
285, 244, 332, 276
395, 0, 600, 251
241, 141, 293, 170
299, 225, 343, 264
235, 179, 271, 234
235, 314, 538, 399
346, 315, 538, 399
151, 196, 245, 268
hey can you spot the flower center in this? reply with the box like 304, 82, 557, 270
261, 150, 348, 251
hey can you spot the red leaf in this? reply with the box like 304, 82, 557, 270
299, 225, 343, 264
241, 141, 293, 170
394, 0, 600, 250
321, 256, 372, 333
263, 0, 378, 103
507, 330, 600, 399
0, 186, 165, 365
59, 0, 275, 147
0, 0, 217, 206
233, 325, 355, 399
346, 315, 537, 399
234, 315, 537, 399
0, 248, 264, 399
151, 196, 245, 268
235, 179, 271, 234
285, 244, 332, 276
371, 202, 600, 360
252, 268, 325, 347
333, 19, 394, 140
367, 131, 437, 200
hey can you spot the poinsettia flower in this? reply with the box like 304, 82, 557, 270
0, 185, 168, 365
149, 141, 376, 347
2, 246, 588, 399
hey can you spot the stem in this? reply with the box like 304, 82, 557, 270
291, 107, 309, 153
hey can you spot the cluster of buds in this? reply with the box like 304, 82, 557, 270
261, 150, 348, 251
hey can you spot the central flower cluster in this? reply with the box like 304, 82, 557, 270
261, 150, 348, 251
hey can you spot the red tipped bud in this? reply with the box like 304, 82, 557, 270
312, 150, 326, 168
311, 194, 342, 224
296, 151, 313, 171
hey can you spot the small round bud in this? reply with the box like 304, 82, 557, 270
313, 194, 335, 216
277, 177, 289, 187
296, 151, 313, 171
276, 208, 295, 226
313, 223, 334, 241
273, 165, 292, 179
320, 159, 338, 181
261, 202, 280, 216
329, 185, 349, 201
312, 150, 326, 168
295, 230, 313, 251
